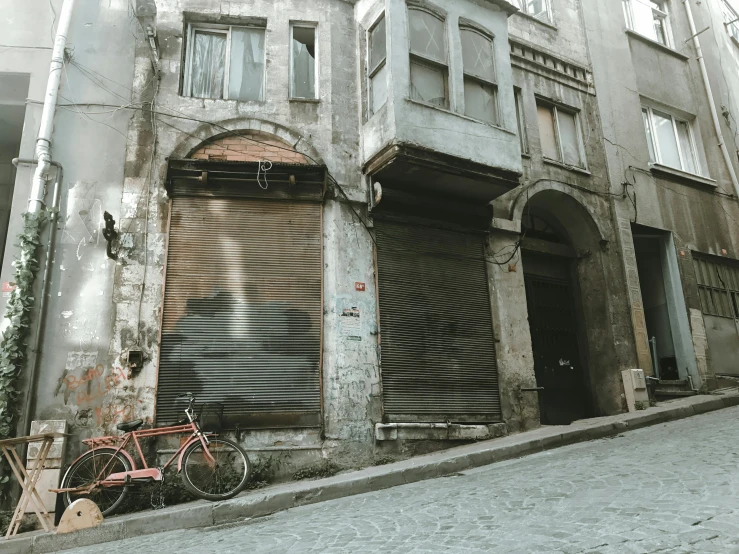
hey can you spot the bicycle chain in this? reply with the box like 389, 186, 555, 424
150, 468, 166, 510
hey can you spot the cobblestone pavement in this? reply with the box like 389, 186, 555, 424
67, 407, 739, 553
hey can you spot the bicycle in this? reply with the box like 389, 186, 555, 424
54, 393, 251, 516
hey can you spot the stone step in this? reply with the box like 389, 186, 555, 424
655, 389, 697, 397
657, 379, 689, 386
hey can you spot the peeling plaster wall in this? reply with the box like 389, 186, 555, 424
0, 0, 138, 454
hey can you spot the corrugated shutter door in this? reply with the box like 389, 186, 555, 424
156, 197, 322, 428
375, 220, 501, 423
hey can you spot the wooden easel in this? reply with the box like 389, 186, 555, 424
0, 432, 66, 538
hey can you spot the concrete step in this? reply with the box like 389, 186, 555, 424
657, 379, 688, 386
655, 389, 697, 397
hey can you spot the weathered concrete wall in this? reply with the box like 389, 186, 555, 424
582, 0, 739, 387
0, 0, 137, 443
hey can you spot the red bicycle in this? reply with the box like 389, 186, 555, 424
55, 393, 251, 516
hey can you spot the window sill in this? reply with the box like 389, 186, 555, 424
649, 163, 716, 187
624, 30, 689, 61
289, 97, 320, 103
521, 152, 532, 159
514, 10, 558, 31
405, 98, 517, 137
543, 157, 591, 176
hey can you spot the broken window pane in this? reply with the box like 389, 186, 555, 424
410, 61, 446, 107
558, 110, 582, 167
369, 15, 386, 72
676, 120, 697, 174
642, 108, 656, 162
228, 28, 265, 102
464, 78, 497, 124
526, 0, 549, 21
191, 31, 226, 99
408, 9, 446, 62
537, 105, 558, 160
653, 110, 681, 169
460, 29, 494, 82
370, 63, 388, 113
292, 26, 316, 99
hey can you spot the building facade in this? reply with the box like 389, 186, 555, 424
0, 0, 737, 480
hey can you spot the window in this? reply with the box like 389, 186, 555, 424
408, 7, 448, 108
513, 0, 551, 23
536, 102, 585, 168
622, 0, 672, 47
460, 27, 497, 124
515, 88, 528, 154
693, 256, 739, 319
184, 24, 266, 101
722, 0, 739, 43
369, 14, 388, 114
642, 106, 700, 174
291, 25, 317, 99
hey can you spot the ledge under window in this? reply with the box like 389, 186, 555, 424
543, 157, 591, 176
290, 97, 320, 104
649, 163, 717, 188
405, 97, 518, 137
514, 10, 558, 31
625, 30, 689, 61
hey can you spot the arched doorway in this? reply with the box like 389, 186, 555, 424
518, 188, 607, 425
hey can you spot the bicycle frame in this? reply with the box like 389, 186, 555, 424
55, 419, 216, 494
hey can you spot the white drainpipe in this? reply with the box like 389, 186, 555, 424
30, 0, 76, 214
683, 0, 739, 199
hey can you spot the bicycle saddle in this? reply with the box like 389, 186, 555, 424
116, 419, 144, 432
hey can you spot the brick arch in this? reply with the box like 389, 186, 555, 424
189, 130, 309, 164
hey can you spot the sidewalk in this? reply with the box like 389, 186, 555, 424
6, 390, 739, 554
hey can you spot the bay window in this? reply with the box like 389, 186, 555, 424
408, 7, 448, 108
460, 27, 497, 125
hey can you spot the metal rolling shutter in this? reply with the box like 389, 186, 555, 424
156, 197, 322, 428
375, 220, 501, 423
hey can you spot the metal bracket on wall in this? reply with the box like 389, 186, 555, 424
102, 211, 119, 260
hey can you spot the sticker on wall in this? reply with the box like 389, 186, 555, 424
2, 282, 16, 298
340, 307, 362, 341
355, 282, 366, 292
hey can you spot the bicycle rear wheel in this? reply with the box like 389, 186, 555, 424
181, 437, 251, 501
60, 448, 131, 517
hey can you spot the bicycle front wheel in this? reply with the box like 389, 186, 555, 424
181, 437, 251, 501
60, 448, 131, 517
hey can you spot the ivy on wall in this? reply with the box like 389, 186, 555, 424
0, 212, 47, 455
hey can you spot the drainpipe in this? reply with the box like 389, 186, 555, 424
11, 159, 63, 438
682, 0, 739, 199
29, 0, 75, 215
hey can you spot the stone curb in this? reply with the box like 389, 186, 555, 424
7, 391, 739, 553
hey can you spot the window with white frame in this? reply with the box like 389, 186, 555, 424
515, 88, 528, 155
622, 0, 672, 47
369, 14, 388, 114
641, 106, 700, 174
513, 0, 551, 23
290, 24, 317, 99
408, 6, 448, 108
536, 101, 585, 168
460, 27, 497, 124
184, 24, 266, 101
722, 0, 739, 43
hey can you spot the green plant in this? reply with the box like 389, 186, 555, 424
0, 212, 47, 491
634, 400, 647, 410
373, 456, 396, 466
0, 509, 35, 536
247, 455, 280, 490
292, 460, 340, 481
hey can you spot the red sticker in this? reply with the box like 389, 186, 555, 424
355, 282, 366, 292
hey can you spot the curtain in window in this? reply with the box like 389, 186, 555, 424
537, 105, 558, 160
192, 31, 226, 99
229, 28, 266, 102
653, 111, 681, 169
292, 28, 316, 98
676, 121, 697, 174
558, 111, 582, 167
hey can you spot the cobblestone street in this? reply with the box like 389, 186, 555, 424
67, 407, 739, 553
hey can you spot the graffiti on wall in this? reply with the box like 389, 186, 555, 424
56, 363, 129, 406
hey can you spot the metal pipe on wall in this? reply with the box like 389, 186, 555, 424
682, 0, 739, 199
29, 0, 75, 215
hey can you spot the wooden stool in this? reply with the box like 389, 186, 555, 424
0, 432, 67, 538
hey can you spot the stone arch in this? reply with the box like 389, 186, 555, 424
510, 180, 608, 246
167, 116, 325, 165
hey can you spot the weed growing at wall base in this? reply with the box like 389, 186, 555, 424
0, 212, 47, 491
